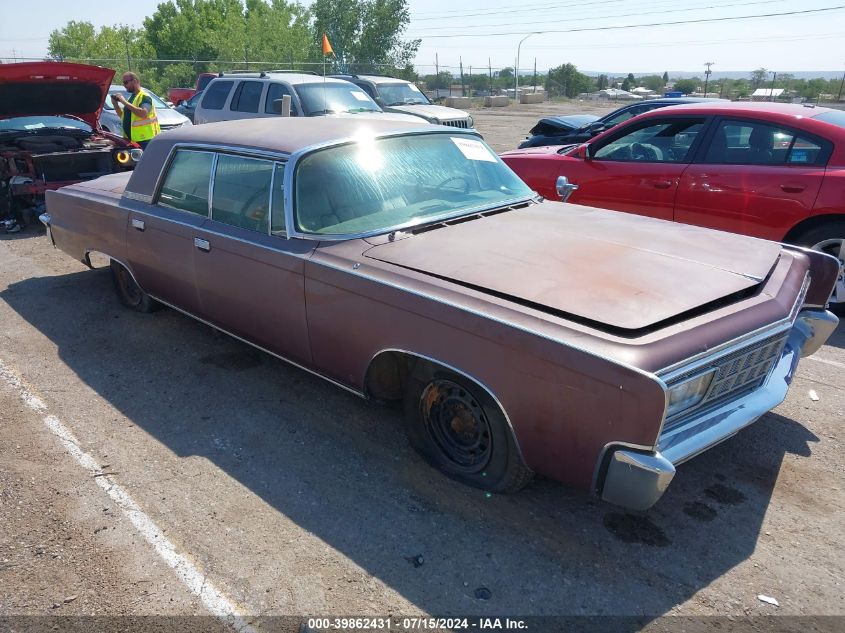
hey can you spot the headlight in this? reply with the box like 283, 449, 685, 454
467, 115, 474, 128
666, 370, 715, 418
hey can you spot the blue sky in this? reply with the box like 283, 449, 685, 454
1, 0, 843, 75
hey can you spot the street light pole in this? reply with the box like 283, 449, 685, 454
703, 61, 714, 96
515, 32, 540, 99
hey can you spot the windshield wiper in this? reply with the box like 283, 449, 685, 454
307, 109, 337, 116
348, 107, 379, 113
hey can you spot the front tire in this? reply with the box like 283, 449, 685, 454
110, 260, 160, 313
794, 222, 845, 312
403, 369, 532, 494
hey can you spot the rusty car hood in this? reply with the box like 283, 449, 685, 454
363, 203, 782, 332
0, 62, 114, 128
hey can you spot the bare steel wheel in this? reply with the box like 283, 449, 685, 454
110, 260, 160, 313
403, 368, 532, 493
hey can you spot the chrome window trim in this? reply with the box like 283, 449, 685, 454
207, 152, 218, 218
123, 190, 152, 203
281, 128, 537, 242
365, 348, 531, 465
151, 147, 216, 218
268, 161, 277, 236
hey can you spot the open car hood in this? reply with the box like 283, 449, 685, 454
364, 203, 782, 333
0, 62, 115, 128
529, 114, 599, 135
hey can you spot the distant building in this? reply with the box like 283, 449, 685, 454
751, 88, 785, 100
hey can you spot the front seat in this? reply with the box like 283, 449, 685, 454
747, 126, 774, 164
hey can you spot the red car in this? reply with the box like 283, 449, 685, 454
501, 102, 845, 308
0, 62, 140, 232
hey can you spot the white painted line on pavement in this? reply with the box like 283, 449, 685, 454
804, 355, 845, 370
0, 358, 259, 633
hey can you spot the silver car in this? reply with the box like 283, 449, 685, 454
100, 85, 192, 136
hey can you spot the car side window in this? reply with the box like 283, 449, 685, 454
603, 107, 639, 127
271, 163, 286, 234
210, 154, 273, 233
231, 81, 263, 113
157, 150, 214, 215
358, 83, 379, 100
201, 81, 234, 110
593, 118, 705, 163
704, 120, 796, 165
265, 83, 299, 116
787, 136, 824, 165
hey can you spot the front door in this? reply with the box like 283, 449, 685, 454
192, 155, 314, 364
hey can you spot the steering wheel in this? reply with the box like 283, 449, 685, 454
631, 142, 660, 161
435, 175, 470, 193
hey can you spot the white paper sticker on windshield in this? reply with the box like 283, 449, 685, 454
409, 83, 422, 93
351, 91, 370, 101
451, 137, 496, 162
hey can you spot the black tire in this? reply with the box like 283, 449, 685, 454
110, 260, 160, 313
793, 221, 845, 313
402, 368, 533, 494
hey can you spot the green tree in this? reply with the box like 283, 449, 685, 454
673, 78, 699, 94
662, 71, 669, 84
750, 67, 768, 87
422, 71, 453, 89
311, 0, 419, 74
596, 74, 608, 90
547, 63, 592, 98
640, 74, 665, 92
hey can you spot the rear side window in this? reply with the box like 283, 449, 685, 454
158, 150, 214, 215
703, 119, 830, 166
265, 83, 299, 115
231, 81, 263, 113
211, 154, 273, 233
201, 81, 234, 110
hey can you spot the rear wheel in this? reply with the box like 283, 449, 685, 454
110, 260, 160, 313
794, 222, 845, 312
403, 368, 532, 494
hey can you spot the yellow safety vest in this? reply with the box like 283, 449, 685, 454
128, 90, 160, 142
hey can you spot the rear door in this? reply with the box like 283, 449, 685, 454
569, 116, 707, 220
126, 148, 212, 315
674, 117, 830, 240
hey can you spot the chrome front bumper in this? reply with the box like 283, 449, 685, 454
39, 212, 54, 246
600, 308, 838, 511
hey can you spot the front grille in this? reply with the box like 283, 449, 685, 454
441, 119, 470, 129
662, 330, 789, 432
159, 123, 183, 131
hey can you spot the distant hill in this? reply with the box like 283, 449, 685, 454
579, 70, 843, 80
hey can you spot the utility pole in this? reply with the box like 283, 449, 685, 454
838, 66, 845, 102
489, 58, 492, 96
460, 57, 465, 97
770, 71, 777, 101
703, 61, 714, 96
533, 58, 537, 93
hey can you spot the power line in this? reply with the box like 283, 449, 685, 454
410, 0, 786, 33
407, 4, 845, 38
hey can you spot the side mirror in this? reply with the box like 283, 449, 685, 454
555, 175, 579, 203
586, 122, 607, 134
573, 144, 591, 160
165, 101, 175, 108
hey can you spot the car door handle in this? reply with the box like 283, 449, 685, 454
194, 238, 210, 252
131, 218, 145, 231
780, 184, 806, 193
651, 180, 673, 189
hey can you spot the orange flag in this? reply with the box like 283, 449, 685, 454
322, 34, 334, 56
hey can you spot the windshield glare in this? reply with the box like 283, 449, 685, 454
104, 87, 168, 110
0, 116, 92, 133
378, 83, 430, 106
294, 133, 533, 236
297, 83, 381, 115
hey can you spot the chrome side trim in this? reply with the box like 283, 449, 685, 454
148, 295, 366, 399
123, 191, 152, 203
364, 348, 530, 465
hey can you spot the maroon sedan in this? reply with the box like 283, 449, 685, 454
501, 103, 845, 308
41, 117, 839, 510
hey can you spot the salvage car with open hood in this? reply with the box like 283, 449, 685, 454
0, 62, 140, 232
41, 118, 839, 510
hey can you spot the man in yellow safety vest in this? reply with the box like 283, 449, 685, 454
109, 72, 161, 148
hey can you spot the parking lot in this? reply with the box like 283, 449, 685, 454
1, 102, 844, 629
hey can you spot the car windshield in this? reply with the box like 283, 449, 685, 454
294, 132, 534, 236
104, 88, 169, 110
812, 109, 845, 129
378, 83, 430, 106
0, 115, 92, 133
296, 83, 381, 115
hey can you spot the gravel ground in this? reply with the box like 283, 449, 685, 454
0, 102, 843, 631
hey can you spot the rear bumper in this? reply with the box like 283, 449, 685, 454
39, 212, 55, 246
599, 308, 838, 511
